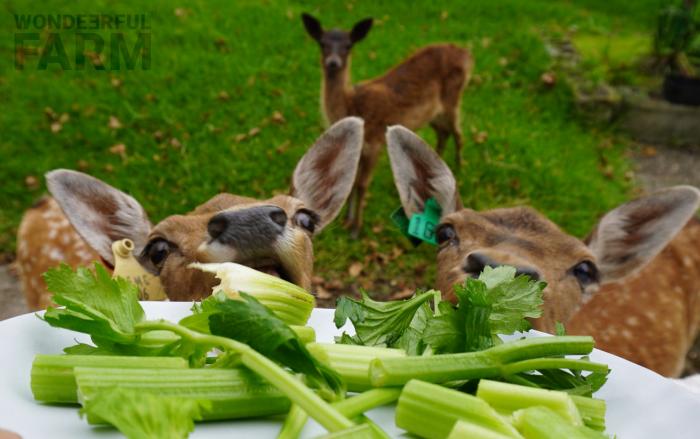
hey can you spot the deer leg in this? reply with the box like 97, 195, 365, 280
451, 112, 464, 169
430, 121, 450, 156
347, 143, 381, 238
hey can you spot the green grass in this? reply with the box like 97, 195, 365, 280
0, 0, 670, 297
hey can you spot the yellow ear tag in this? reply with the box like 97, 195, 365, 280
111, 239, 167, 301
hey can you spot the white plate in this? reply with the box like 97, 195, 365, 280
0, 302, 699, 438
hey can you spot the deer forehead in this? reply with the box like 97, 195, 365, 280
443, 207, 594, 270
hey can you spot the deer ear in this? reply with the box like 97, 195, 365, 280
291, 117, 364, 231
46, 169, 151, 266
350, 18, 373, 43
301, 13, 323, 42
387, 125, 462, 217
587, 185, 700, 282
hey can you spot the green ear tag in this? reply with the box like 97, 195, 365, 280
391, 198, 442, 246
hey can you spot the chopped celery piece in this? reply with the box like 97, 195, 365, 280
190, 262, 315, 326
447, 420, 515, 439
308, 343, 405, 391
476, 380, 583, 426
370, 336, 596, 387
571, 395, 607, 432
74, 366, 290, 422
512, 406, 608, 439
278, 404, 308, 439
292, 325, 316, 344
315, 423, 380, 439
395, 380, 522, 439
31, 354, 187, 403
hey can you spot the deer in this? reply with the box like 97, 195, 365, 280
15, 117, 364, 309
387, 125, 700, 377
301, 13, 473, 237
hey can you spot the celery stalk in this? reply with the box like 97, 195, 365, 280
291, 326, 316, 344
315, 423, 380, 439
476, 380, 583, 426
31, 354, 187, 403
395, 380, 522, 439
370, 336, 595, 387
512, 406, 608, 439
570, 395, 607, 432
308, 343, 405, 391
447, 420, 515, 439
278, 404, 308, 439
75, 366, 290, 422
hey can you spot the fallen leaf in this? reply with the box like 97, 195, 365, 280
104, 164, 114, 173
643, 146, 657, 157
170, 138, 182, 149
440, 11, 449, 21
217, 90, 230, 101
153, 130, 164, 141
276, 140, 290, 154
368, 51, 377, 60
540, 71, 556, 86
389, 288, 415, 300
348, 262, 363, 277
77, 160, 90, 171
473, 131, 488, 144
481, 37, 492, 48
234, 133, 247, 142
371, 224, 384, 234
110, 77, 122, 88
498, 57, 508, 67
271, 111, 285, 124
59, 113, 70, 124
248, 127, 261, 137
315, 286, 333, 300
108, 116, 122, 130
109, 143, 127, 159
50, 122, 62, 133
25, 175, 39, 190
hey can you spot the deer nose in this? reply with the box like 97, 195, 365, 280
463, 252, 541, 281
325, 55, 342, 70
207, 206, 287, 247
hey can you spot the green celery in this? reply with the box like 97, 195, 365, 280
75, 367, 290, 423
134, 320, 354, 432
512, 406, 608, 439
307, 343, 406, 391
447, 420, 515, 439
370, 336, 596, 387
476, 380, 582, 426
279, 387, 403, 439
31, 354, 187, 403
315, 423, 380, 439
292, 326, 316, 344
278, 404, 308, 439
570, 395, 607, 431
395, 380, 521, 439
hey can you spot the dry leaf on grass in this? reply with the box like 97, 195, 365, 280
348, 262, 363, 277
108, 116, 122, 130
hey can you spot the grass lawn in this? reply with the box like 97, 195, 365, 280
0, 0, 670, 299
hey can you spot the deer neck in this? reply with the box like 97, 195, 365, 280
321, 60, 353, 124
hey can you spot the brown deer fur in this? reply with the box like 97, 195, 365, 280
16, 118, 364, 309
387, 125, 700, 377
302, 14, 473, 236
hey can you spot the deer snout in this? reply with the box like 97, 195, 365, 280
325, 54, 343, 70
463, 251, 541, 281
207, 206, 287, 248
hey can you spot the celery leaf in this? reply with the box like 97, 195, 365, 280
80, 387, 203, 439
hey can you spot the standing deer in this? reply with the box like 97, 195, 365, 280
387, 125, 700, 377
301, 13, 473, 236
16, 118, 364, 309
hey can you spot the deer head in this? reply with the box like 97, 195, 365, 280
44, 117, 364, 301
301, 13, 373, 76
387, 125, 700, 332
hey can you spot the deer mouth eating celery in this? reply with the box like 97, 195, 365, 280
31, 263, 612, 438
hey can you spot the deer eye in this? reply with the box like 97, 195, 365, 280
294, 209, 319, 233
571, 260, 599, 287
146, 239, 170, 266
436, 224, 458, 246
